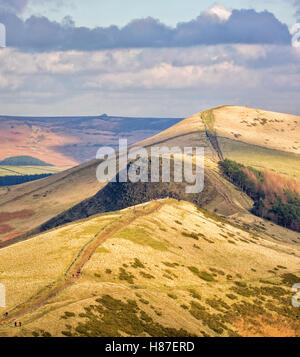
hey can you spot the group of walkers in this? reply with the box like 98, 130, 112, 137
72, 270, 81, 279
3, 312, 22, 327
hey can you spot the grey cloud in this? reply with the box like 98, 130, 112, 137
294, 0, 300, 14
0, 8, 292, 52
0, 0, 29, 14
1, 45, 300, 116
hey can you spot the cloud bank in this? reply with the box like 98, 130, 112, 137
0, 3, 299, 117
0, 44, 299, 116
0, 0, 29, 14
0, 7, 292, 51
294, 0, 300, 19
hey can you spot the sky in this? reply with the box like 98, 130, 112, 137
0, 0, 300, 117
22, 0, 297, 28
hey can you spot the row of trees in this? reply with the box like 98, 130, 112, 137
219, 159, 265, 201
0, 174, 52, 187
219, 159, 300, 232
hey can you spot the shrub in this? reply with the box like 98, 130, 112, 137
188, 267, 215, 282
182, 232, 199, 240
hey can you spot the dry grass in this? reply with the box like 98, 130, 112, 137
0, 199, 300, 337
213, 106, 300, 155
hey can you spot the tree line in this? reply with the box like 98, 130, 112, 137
0, 174, 52, 187
220, 159, 300, 232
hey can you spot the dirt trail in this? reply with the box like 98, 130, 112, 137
201, 110, 224, 161
0, 201, 163, 327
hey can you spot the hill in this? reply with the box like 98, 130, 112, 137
0, 199, 299, 337
201, 106, 300, 181
0, 156, 52, 166
0, 106, 299, 247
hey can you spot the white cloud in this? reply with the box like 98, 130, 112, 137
203, 4, 232, 22
0, 44, 299, 116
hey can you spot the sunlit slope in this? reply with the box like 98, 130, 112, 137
0, 110, 246, 247
0, 199, 299, 337
136, 112, 219, 161
1, 105, 299, 246
201, 106, 300, 180
212, 106, 300, 155
0, 160, 104, 245
0, 166, 70, 176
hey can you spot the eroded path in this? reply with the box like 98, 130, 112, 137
0, 201, 163, 327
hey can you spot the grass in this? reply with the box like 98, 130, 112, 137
1, 199, 300, 337
118, 268, 135, 284
95, 247, 110, 254
0, 215, 113, 310
140, 271, 155, 279
114, 226, 169, 251
219, 137, 300, 181
131, 258, 145, 269
188, 267, 215, 282
189, 289, 201, 301
0, 165, 67, 176
182, 232, 199, 240
64, 295, 193, 337
202, 109, 216, 134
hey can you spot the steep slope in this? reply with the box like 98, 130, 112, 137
0, 200, 299, 337
24, 111, 254, 239
0, 110, 246, 246
0, 160, 105, 246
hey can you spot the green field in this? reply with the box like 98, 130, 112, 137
0, 165, 70, 176
219, 137, 300, 182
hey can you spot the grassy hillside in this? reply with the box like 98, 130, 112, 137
0, 105, 299, 247
0, 160, 105, 245
0, 166, 69, 177
218, 138, 300, 182
211, 106, 300, 155
0, 199, 299, 337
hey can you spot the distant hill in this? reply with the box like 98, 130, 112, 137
0, 156, 53, 166
0, 115, 182, 166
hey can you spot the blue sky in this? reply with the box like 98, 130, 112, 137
24, 0, 296, 28
0, 0, 299, 117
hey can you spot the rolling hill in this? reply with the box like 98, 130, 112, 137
0, 156, 52, 167
0, 105, 299, 247
0, 199, 299, 337
0, 105, 300, 337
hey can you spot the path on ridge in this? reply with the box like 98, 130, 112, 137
0, 201, 164, 327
